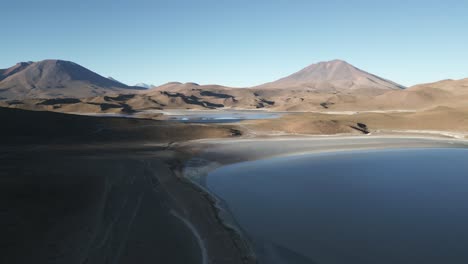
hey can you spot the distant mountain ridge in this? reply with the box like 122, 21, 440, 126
1, 59, 407, 102
257, 60, 405, 91
0, 60, 145, 100
1, 59, 466, 113
134, 83, 155, 89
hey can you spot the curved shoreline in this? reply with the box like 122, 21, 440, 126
180, 164, 258, 263
181, 135, 468, 169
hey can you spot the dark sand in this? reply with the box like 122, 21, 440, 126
1, 149, 201, 264
0, 107, 255, 264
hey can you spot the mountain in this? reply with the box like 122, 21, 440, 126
108, 77, 128, 86
0, 60, 145, 100
0, 62, 33, 81
257, 60, 405, 92
134, 83, 155, 89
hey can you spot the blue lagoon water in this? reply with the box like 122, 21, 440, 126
206, 148, 468, 264
164, 110, 280, 123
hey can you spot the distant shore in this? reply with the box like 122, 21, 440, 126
181, 135, 468, 167
181, 135, 468, 186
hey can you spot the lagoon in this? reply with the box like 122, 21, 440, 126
206, 148, 468, 264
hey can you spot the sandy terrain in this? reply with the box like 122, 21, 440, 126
0, 107, 257, 264
235, 106, 468, 139
1, 145, 257, 264
1, 149, 201, 264
3, 78, 467, 114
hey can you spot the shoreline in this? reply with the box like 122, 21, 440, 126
145, 147, 258, 264
180, 134, 468, 166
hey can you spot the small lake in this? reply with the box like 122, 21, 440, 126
74, 110, 280, 123
205, 148, 468, 264
161, 110, 280, 123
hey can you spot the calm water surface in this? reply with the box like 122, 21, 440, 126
206, 148, 468, 264
163, 110, 280, 123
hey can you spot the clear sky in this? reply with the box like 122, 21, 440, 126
2, 0, 468, 87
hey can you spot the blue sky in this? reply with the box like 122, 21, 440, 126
2, 0, 468, 87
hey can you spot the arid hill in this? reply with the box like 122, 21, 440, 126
129, 60, 407, 111
0, 60, 144, 100
356, 78, 468, 110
